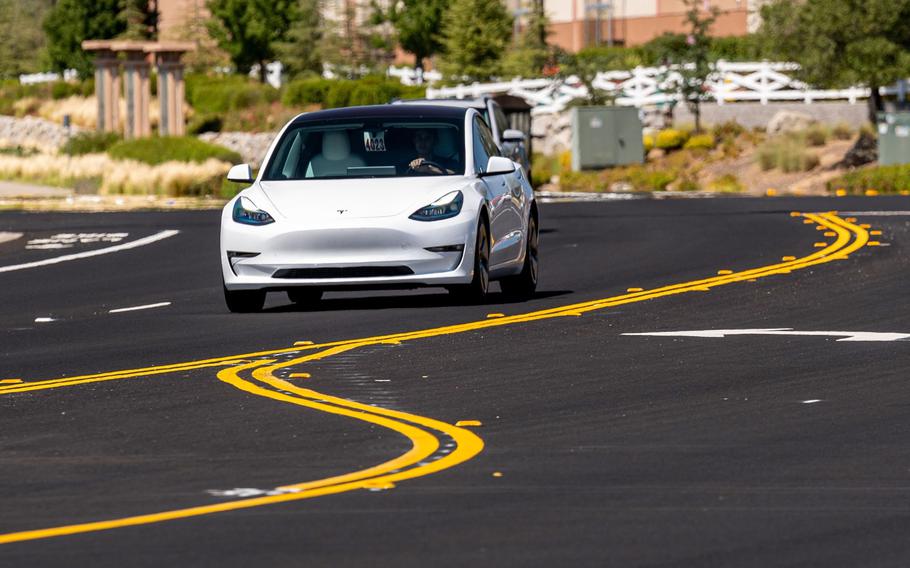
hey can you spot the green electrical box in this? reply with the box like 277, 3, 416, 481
570, 106, 644, 171
877, 112, 910, 166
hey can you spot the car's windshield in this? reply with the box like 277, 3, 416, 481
263, 118, 465, 180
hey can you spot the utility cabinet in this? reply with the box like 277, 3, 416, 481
570, 106, 644, 171
877, 112, 910, 166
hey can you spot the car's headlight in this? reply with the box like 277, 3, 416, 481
233, 196, 274, 225
409, 191, 463, 221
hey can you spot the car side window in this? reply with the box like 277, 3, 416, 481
472, 117, 491, 173
492, 105, 509, 139
477, 118, 501, 160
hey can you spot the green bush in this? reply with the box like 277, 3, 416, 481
683, 134, 716, 151
62, 131, 122, 155
827, 164, 910, 195
757, 138, 820, 172
804, 124, 829, 146
530, 153, 561, 187
282, 77, 333, 107
708, 173, 744, 193
187, 114, 224, 135
107, 136, 241, 165
627, 168, 676, 190
185, 74, 278, 114
655, 129, 688, 150
711, 120, 745, 143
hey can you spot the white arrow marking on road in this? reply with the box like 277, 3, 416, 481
623, 328, 910, 342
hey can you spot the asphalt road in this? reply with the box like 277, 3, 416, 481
2, 195, 910, 567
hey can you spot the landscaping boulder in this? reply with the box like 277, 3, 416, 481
767, 110, 817, 135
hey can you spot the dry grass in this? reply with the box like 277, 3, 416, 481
0, 153, 231, 196
37, 96, 163, 129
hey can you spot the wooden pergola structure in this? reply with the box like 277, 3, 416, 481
81, 40, 194, 138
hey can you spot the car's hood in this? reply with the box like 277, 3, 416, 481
258, 177, 470, 221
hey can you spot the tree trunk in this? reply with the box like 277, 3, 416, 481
693, 101, 702, 134
258, 60, 268, 83
868, 84, 883, 124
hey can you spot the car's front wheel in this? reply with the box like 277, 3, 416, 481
447, 219, 490, 303
224, 285, 266, 313
500, 213, 539, 299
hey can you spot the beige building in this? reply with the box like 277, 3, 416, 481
521, 0, 771, 52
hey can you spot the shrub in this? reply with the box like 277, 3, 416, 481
827, 164, 910, 195
655, 129, 688, 150
643, 133, 654, 152
187, 114, 224, 135
712, 120, 745, 143
683, 134, 716, 151
627, 168, 676, 190
62, 131, 121, 156
282, 78, 333, 107
757, 137, 820, 172
185, 74, 278, 114
804, 124, 829, 147
107, 136, 241, 166
323, 81, 357, 109
530, 152, 559, 187
832, 123, 853, 140
708, 173, 744, 193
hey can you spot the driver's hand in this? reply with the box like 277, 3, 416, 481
409, 158, 425, 169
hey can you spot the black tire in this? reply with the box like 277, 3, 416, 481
448, 219, 490, 303
287, 288, 323, 305
224, 286, 265, 313
500, 212, 539, 299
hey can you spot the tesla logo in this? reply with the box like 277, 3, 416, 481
337, 209, 347, 214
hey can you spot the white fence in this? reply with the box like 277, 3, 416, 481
424, 61, 875, 115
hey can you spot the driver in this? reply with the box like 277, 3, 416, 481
406, 129, 455, 174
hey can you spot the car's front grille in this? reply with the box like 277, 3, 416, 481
272, 266, 415, 279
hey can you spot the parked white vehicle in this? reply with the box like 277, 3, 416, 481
220, 105, 538, 313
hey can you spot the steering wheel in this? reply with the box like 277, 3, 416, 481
408, 159, 445, 173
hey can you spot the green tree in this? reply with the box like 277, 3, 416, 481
668, 0, 719, 133
0, 0, 53, 78
120, 0, 158, 40
373, 0, 449, 72
760, 0, 910, 122
439, 0, 512, 81
207, 0, 294, 82
501, 0, 553, 78
43, 0, 127, 77
276, 0, 323, 78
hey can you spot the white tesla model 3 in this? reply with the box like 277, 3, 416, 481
220, 104, 538, 312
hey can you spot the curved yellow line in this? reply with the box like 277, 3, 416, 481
0, 213, 871, 545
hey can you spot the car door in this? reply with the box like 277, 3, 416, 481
474, 117, 522, 268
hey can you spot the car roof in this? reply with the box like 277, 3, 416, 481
291, 104, 468, 124
394, 98, 489, 110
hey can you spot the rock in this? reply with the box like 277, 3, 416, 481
837, 132, 877, 168
0, 115, 80, 153
647, 148, 666, 161
197, 131, 276, 168
767, 110, 817, 135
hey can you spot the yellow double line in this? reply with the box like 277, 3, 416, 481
0, 212, 871, 545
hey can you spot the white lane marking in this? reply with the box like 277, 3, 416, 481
0, 230, 179, 274
26, 232, 129, 250
0, 232, 23, 244
623, 328, 910, 342
108, 301, 171, 314
207, 487, 301, 498
802, 399, 822, 404
837, 211, 910, 216
34, 317, 56, 323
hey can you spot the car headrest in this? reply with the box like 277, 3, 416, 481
435, 128, 457, 159
322, 131, 350, 161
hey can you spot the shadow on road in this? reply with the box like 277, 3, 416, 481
263, 289, 574, 313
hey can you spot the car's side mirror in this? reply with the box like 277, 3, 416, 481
502, 129, 525, 142
480, 156, 516, 176
227, 163, 254, 183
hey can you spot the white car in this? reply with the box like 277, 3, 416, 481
220, 104, 539, 312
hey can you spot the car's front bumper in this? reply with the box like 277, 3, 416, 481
221, 213, 476, 291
